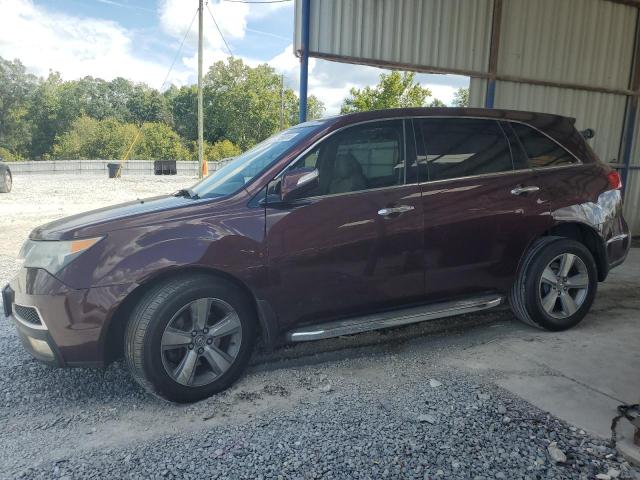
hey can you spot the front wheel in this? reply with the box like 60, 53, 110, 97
510, 237, 598, 331
125, 275, 257, 402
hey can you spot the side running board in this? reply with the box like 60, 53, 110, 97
286, 295, 503, 342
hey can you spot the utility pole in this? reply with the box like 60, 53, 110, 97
197, 0, 205, 178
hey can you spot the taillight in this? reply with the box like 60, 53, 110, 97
607, 170, 622, 190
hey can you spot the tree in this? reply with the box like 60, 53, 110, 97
52, 116, 137, 159
0, 58, 38, 157
204, 139, 241, 161
135, 122, 190, 160
0, 146, 20, 161
452, 87, 470, 107
340, 71, 435, 113
204, 58, 325, 149
52, 116, 189, 160
428, 98, 446, 107
0, 54, 326, 160
166, 85, 198, 142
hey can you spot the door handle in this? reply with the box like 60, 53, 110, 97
378, 205, 415, 216
510, 186, 540, 195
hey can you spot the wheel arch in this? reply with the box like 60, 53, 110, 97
542, 222, 607, 281
103, 266, 277, 365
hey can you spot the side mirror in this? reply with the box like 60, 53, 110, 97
281, 167, 319, 202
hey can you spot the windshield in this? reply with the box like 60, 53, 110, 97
190, 121, 326, 199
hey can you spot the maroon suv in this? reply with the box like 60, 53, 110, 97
3, 108, 630, 402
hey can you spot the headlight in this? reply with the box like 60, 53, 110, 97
18, 237, 103, 275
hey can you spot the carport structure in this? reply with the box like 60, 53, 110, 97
294, 0, 640, 235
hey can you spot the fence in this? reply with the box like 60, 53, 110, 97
7, 159, 232, 176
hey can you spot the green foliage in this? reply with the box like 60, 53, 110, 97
204, 58, 325, 149
52, 116, 137, 159
341, 71, 438, 113
452, 87, 470, 107
52, 116, 189, 160
135, 122, 190, 160
0, 58, 38, 157
1, 54, 325, 160
428, 98, 447, 107
204, 139, 241, 161
0, 146, 21, 161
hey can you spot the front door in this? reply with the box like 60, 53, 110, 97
264, 120, 425, 330
413, 117, 553, 301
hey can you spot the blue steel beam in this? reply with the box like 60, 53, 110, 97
298, 0, 310, 123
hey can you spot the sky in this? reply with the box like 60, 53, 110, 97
0, 0, 468, 114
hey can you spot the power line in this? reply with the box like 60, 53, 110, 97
158, 9, 200, 92
206, 3, 234, 57
119, 8, 199, 171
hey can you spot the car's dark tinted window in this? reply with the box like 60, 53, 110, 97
500, 121, 530, 170
417, 118, 513, 181
510, 123, 577, 168
287, 120, 406, 196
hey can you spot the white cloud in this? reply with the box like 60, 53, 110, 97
0, 0, 189, 88
159, 0, 248, 52
0, 0, 466, 114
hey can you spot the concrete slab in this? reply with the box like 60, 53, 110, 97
442, 248, 640, 463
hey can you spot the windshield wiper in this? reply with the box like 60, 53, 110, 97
174, 188, 199, 199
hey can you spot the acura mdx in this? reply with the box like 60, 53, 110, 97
3, 108, 630, 402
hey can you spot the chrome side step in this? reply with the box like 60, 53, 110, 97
286, 295, 504, 342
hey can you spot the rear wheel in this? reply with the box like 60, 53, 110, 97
125, 275, 257, 402
510, 237, 597, 331
0, 171, 11, 193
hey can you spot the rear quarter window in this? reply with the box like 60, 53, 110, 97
510, 123, 578, 168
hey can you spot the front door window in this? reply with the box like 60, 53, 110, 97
283, 120, 406, 198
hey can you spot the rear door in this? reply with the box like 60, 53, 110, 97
264, 120, 425, 330
413, 117, 552, 301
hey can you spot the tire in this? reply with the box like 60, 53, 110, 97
510, 237, 598, 331
0, 170, 11, 193
125, 274, 257, 403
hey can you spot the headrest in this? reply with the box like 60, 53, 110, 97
334, 152, 360, 179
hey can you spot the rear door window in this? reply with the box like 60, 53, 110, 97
510, 123, 578, 168
416, 118, 513, 181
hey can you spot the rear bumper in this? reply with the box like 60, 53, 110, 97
606, 233, 631, 271
3, 269, 134, 368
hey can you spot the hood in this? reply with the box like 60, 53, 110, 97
30, 194, 197, 240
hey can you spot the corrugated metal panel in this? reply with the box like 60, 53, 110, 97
631, 109, 640, 168
492, 81, 627, 164
624, 171, 640, 235
469, 78, 488, 107
296, 0, 493, 74
624, 173, 640, 235
624, 116, 640, 234
498, 0, 636, 90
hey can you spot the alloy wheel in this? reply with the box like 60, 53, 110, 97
160, 297, 242, 387
4, 172, 11, 191
538, 253, 590, 319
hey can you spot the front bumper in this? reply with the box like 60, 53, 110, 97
7, 290, 63, 366
3, 268, 134, 368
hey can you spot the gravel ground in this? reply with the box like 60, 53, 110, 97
1, 175, 638, 479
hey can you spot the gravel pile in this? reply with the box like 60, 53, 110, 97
11, 369, 638, 480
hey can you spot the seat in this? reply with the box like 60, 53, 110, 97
328, 153, 367, 194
